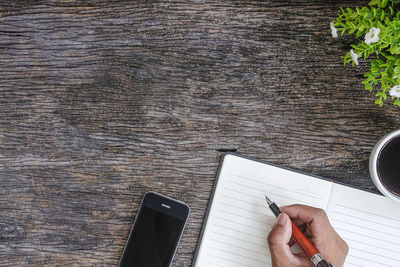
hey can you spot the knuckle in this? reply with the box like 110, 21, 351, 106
267, 231, 274, 244
267, 230, 277, 245
315, 208, 328, 219
315, 208, 325, 214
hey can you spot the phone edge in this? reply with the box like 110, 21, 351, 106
118, 191, 191, 267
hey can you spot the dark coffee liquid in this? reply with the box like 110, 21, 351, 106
377, 136, 400, 195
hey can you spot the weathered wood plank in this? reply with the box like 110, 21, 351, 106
1, 0, 397, 266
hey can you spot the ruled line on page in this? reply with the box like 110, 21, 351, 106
221, 193, 269, 210
228, 172, 323, 200
331, 218, 400, 239
334, 203, 400, 223
194, 155, 334, 267
220, 201, 269, 218
203, 260, 225, 267
224, 181, 316, 206
334, 227, 400, 247
331, 210, 398, 229
326, 184, 400, 267
215, 216, 266, 232
208, 246, 271, 265
211, 231, 266, 248
217, 208, 267, 225
344, 237, 400, 255
349, 247, 400, 262
344, 261, 364, 267
224, 184, 313, 207
214, 223, 267, 240
210, 238, 268, 257
227, 175, 317, 202
346, 254, 393, 267
205, 252, 252, 267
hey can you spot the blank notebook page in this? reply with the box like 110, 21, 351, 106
193, 154, 400, 267
327, 183, 400, 267
193, 155, 333, 267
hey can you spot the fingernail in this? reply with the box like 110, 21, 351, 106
277, 213, 286, 226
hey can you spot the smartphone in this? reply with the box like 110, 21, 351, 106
119, 192, 190, 267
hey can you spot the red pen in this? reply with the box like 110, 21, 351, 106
264, 195, 333, 267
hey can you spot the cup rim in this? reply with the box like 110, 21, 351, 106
369, 129, 400, 203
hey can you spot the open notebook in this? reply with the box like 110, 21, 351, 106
192, 154, 400, 267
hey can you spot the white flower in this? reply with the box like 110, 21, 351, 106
350, 49, 359, 65
365, 27, 380, 45
389, 85, 400, 98
330, 22, 338, 38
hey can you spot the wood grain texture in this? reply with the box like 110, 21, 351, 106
1, 0, 398, 266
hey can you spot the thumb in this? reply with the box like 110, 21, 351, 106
267, 213, 294, 265
268, 214, 313, 267
268, 213, 292, 248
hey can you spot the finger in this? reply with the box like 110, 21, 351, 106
292, 219, 305, 226
305, 226, 313, 237
267, 213, 296, 263
293, 253, 315, 267
280, 205, 329, 225
268, 213, 292, 247
294, 252, 307, 258
292, 253, 315, 267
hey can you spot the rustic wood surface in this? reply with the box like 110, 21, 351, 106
1, 0, 398, 266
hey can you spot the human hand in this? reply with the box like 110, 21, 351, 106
267, 204, 348, 267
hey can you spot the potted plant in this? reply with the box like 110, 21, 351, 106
331, 0, 400, 106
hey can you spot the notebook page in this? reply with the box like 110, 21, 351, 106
327, 183, 400, 267
193, 154, 333, 267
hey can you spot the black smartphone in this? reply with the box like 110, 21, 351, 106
119, 192, 190, 267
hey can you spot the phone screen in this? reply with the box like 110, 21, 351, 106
119, 193, 189, 267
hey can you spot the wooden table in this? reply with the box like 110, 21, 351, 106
1, 0, 397, 265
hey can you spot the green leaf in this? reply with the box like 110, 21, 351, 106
371, 66, 380, 74
369, 0, 379, 5
375, 98, 384, 106
376, 59, 385, 65
376, 91, 388, 99
364, 71, 373, 78
363, 80, 374, 91
390, 45, 397, 54
335, 1, 400, 107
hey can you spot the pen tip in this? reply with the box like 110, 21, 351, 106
264, 194, 272, 205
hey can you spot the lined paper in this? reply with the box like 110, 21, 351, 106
193, 155, 400, 267
327, 184, 400, 267
194, 155, 332, 267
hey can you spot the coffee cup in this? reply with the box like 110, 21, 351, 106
369, 129, 400, 204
